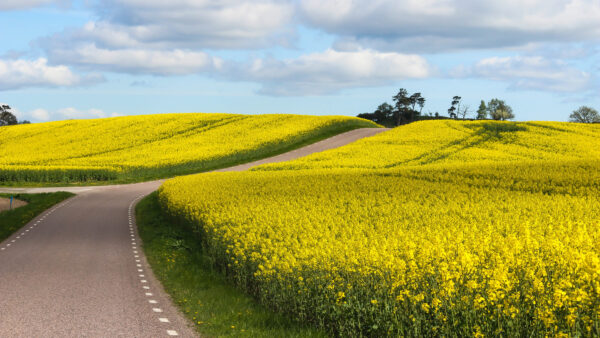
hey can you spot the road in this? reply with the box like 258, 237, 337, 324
0, 128, 387, 337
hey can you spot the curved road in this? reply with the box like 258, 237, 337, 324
0, 128, 386, 337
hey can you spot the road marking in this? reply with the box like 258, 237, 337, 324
127, 195, 182, 337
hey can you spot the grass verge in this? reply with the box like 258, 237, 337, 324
136, 192, 326, 338
0, 192, 74, 242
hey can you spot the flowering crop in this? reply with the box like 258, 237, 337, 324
159, 120, 600, 336
0, 113, 376, 182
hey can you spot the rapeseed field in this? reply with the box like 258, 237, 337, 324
1, 113, 376, 182
159, 120, 600, 336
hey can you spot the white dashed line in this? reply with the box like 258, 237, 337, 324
1, 196, 77, 255
127, 195, 179, 337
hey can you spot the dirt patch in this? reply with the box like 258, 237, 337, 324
0, 197, 27, 212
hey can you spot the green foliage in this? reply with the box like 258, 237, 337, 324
569, 106, 600, 123
136, 192, 325, 338
0, 167, 118, 183
476, 100, 487, 119
0, 104, 18, 126
359, 88, 427, 127
448, 96, 461, 118
487, 99, 514, 120
0, 192, 74, 242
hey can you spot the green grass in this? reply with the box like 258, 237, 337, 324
0, 192, 74, 242
136, 192, 326, 338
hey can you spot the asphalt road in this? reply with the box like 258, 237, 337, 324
0, 128, 387, 337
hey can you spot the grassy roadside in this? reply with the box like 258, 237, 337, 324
0, 192, 74, 242
136, 192, 326, 338
0, 120, 381, 187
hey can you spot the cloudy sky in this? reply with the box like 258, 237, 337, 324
1, 0, 599, 122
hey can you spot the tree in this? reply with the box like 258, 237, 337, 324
357, 102, 394, 125
569, 106, 600, 123
476, 100, 487, 119
392, 88, 413, 126
358, 89, 426, 126
458, 105, 470, 119
487, 99, 514, 120
0, 105, 18, 126
448, 96, 461, 119
408, 92, 424, 122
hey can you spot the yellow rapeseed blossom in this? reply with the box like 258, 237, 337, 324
159, 120, 600, 336
0, 113, 376, 182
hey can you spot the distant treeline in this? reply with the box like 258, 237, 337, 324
358, 89, 514, 127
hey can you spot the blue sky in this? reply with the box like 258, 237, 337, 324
1, 0, 599, 122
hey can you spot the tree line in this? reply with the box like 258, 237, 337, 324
358, 88, 600, 126
358, 88, 514, 127
0, 105, 30, 126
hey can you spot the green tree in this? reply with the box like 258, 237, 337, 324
487, 99, 514, 120
0, 105, 18, 126
392, 88, 413, 126
448, 96, 461, 118
569, 106, 600, 123
408, 92, 425, 122
476, 100, 487, 119
357, 102, 395, 126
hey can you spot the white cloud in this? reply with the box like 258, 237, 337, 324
236, 49, 431, 95
43, 0, 294, 51
0, 58, 102, 90
0, 0, 54, 10
47, 44, 223, 75
30, 108, 51, 121
300, 0, 600, 52
57, 107, 120, 119
10, 107, 119, 122
40, 1, 291, 75
453, 56, 592, 93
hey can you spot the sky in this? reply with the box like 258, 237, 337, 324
0, 0, 599, 123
